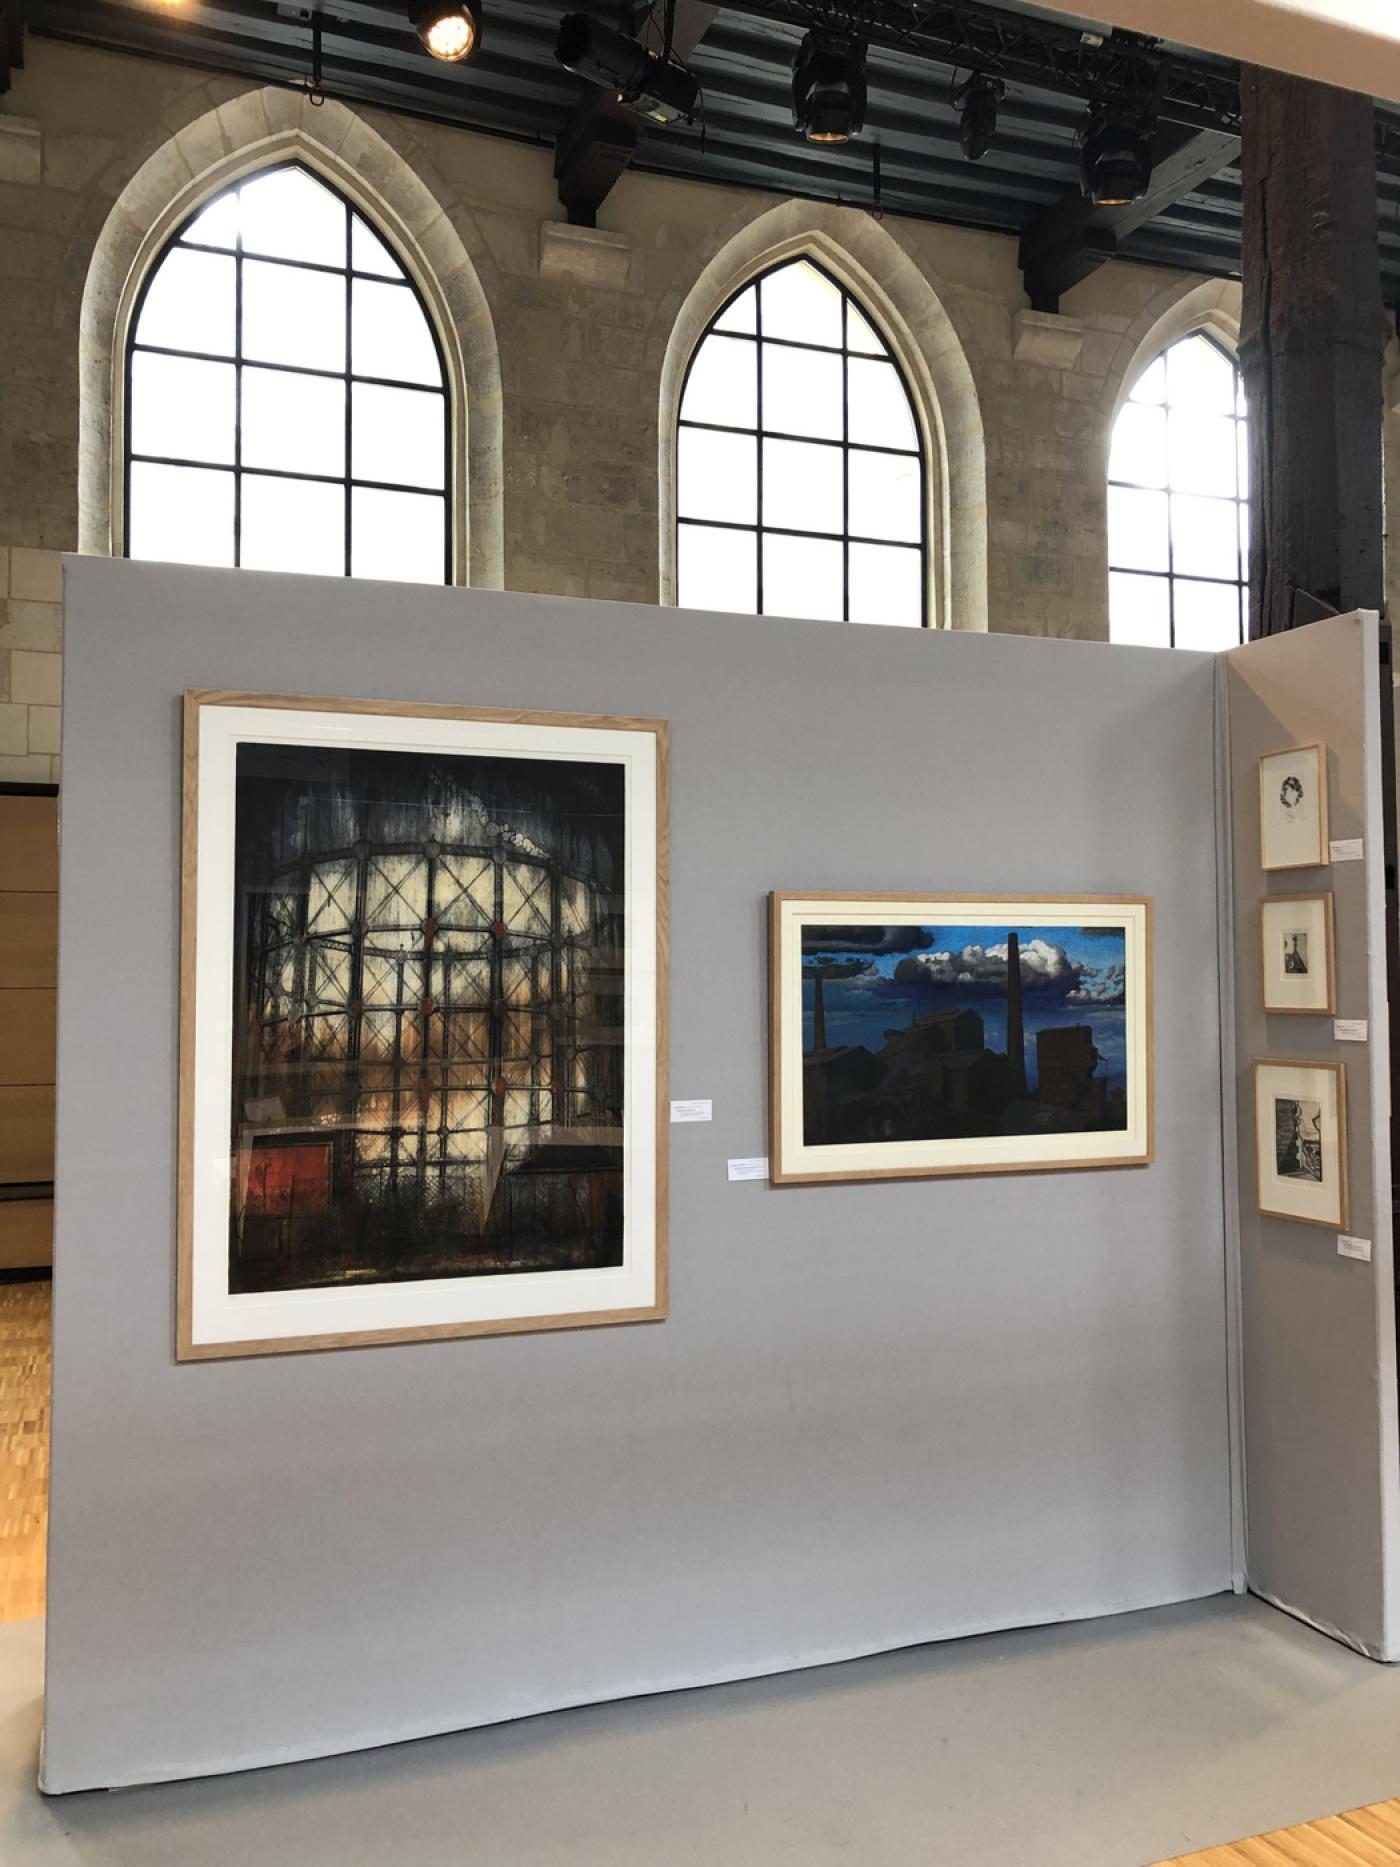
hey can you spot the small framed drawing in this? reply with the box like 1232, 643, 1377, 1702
179, 690, 668, 1360
1253, 1059, 1347, 1230
769, 893, 1152, 1184
1259, 893, 1335, 1015
1258, 743, 1328, 871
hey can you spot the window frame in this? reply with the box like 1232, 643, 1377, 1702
121, 158, 453, 585
675, 256, 931, 628
1108, 328, 1249, 651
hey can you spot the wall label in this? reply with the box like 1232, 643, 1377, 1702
1329, 838, 1364, 862
727, 1157, 769, 1182
1337, 1234, 1372, 1263
670, 1099, 713, 1123
1333, 1019, 1368, 1043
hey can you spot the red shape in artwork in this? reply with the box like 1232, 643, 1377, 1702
242, 1143, 332, 1217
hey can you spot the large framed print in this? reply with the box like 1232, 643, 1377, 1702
179, 691, 668, 1360
1259, 892, 1335, 1015
1253, 1059, 1347, 1230
1258, 743, 1328, 871
769, 893, 1152, 1185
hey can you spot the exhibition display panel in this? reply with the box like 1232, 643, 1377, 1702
40, 562, 1398, 1792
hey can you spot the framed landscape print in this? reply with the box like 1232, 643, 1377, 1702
179, 691, 667, 1360
769, 893, 1152, 1185
1259, 893, 1335, 1015
1253, 1059, 1347, 1230
1259, 743, 1328, 871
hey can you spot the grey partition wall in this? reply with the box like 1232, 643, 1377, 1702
1225, 613, 1400, 1659
44, 559, 1235, 1791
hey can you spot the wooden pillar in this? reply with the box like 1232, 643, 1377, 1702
1239, 68, 1386, 637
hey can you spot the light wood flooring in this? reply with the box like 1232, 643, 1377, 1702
1157, 1799, 1400, 1862
0, 1279, 49, 1622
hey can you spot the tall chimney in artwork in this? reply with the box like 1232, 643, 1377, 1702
811, 968, 827, 1053
1006, 930, 1027, 1098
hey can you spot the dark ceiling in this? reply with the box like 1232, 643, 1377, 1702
18, 0, 1400, 303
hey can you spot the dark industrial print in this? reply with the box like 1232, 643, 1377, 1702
801, 923, 1129, 1146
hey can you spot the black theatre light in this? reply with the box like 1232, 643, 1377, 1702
954, 71, 1003, 162
409, 0, 481, 62
791, 30, 867, 146
554, 14, 699, 124
1079, 109, 1152, 205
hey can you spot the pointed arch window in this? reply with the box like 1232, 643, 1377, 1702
1108, 332, 1248, 650
123, 161, 450, 584
676, 258, 927, 626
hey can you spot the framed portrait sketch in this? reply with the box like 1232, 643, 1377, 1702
769, 893, 1152, 1185
1253, 1059, 1347, 1230
1259, 893, 1335, 1015
1258, 743, 1328, 871
179, 691, 668, 1360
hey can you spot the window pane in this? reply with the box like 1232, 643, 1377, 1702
183, 191, 240, 251
135, 248, 236, 355
1167, 412, 1237, 497
243, 258, 346, 371
240, 167, 346, 268
1108, 486, 1169, 572
1170, 493, 1240, 581
352, 383, 445, 490
763, 438, 842, 534
128, 462, 234, 566
352, 279, 440, 385
759, 261, 842, 347
241, 475, 345, 576
129, 352, 235, 464
847, 358, 917, 451
762, 344, 842, 440
1109, 571, 1170, 647
351, 488, 445, 583
713, 284, 756, 335
242, 367, 346, 478
678, 428, 756, 525
1108, 403, 1167, 489
845, 303, 886, 356
677, 522, 756, 613
680, 334, 756, 429
1173, 579, 1241, 651
849, 543, 922, 626
1167, 335, 1236, 415
848, 450, 920, 543
1128, 355, 1166, 405
761, 534, 843, 621
352, 215, 404, 279
1237, 418, 1250, 499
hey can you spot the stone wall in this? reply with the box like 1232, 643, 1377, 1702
0, 35, 1393, 783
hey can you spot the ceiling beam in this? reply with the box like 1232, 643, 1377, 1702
1018, 121, 1242, 312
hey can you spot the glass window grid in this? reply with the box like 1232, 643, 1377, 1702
1108, 332, 1248, 649
677, 261, 928, 624
124, 161, 451, 582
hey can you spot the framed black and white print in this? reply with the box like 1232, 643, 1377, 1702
1253, 1058, 1347, 1230
1258, 743, 1328, 871
178, 690, 668, 1359
1259, 893, 1335, 1015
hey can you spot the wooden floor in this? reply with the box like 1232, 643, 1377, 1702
1156, 1798, 1400, 1863
0, 1279, 50, 1622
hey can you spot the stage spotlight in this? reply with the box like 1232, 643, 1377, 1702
954, 72, 1003, 162
792, 30, 867, 146
409, 1, 481, 63
1079, 109, 1152, 205
555, 15, 698, 123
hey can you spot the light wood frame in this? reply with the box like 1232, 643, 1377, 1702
1258, 891, 1336, 1015
178, 689, 669, 1361
1258, 741, 1329, 871
1252, 1057, 1348, 1232
769, 891, 1153, 1186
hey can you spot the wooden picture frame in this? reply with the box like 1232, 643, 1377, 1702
769, 892, 1152, 1186
1258, 742, 1329, 872
1259, 892, 1336, 1015
178, 690, 669, 1360
1253, 1058, 1347, 1231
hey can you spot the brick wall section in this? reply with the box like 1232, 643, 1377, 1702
0, 546, 61, 783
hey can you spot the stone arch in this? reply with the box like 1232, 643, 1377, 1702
1102, 276, 1243, 431
78, 89, 504, 587
655, 199, 988, 631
